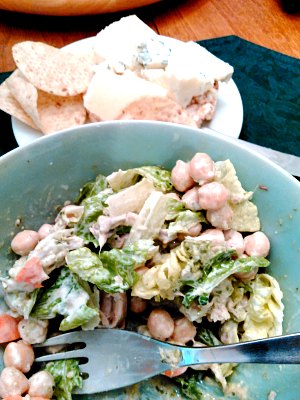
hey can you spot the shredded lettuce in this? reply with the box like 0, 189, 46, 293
182, 255, 269, 307
44, 359, 82, 400
30, 267, 98, 331
133, 236, 269, 306
132, 239, 231, 301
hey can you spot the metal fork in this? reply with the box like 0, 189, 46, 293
34, 329, 300, 394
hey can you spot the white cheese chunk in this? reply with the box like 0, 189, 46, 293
141, 67, 213, 108
83, 64, 169, 120
93, 15, 157, 67
184, 41, 234, 82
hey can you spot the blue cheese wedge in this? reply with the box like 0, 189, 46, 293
135, 38, 171, 69
140, 38, 233, 108
93, 15, 157, 67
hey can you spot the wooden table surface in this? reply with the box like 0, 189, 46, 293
0, 0, 299, 73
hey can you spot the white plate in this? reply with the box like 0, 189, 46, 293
12, 37, 243, 147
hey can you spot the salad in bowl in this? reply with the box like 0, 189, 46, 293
0, 121, 300, 400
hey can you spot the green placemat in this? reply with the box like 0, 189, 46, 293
0, 35, 299, 156
198, 36, 300, 156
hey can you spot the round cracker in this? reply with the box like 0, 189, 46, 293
6, 69, 86, 134
119, 96, 197, 127
6, 69, 41, 128
12, 41, 93, 97
37, 91, 86, 134
0, 79, 38, 129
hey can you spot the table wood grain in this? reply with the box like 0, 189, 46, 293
0, 0, 299, 72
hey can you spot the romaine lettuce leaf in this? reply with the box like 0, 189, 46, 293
66, 247, 111, 287
79, 280, 101, 330
167, 210, 206, 235
44, 359, 82, 400
4, 289, 39, 318
214, 160, 252, 202
126, 191, 171, 244
73, 173, 112, 245
165, 197, 186, 220
75, 173, 108, 204
107, 166, 173, 193
75, 188, 113, 245
132, 251, 182, 300
30, 267, 98, 331
242, 273, 284, 341
214, 160, 260, 232
106, 178, 155, 217
66, 240, 155, 293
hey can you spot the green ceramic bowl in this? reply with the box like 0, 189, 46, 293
1, 121, 300, 399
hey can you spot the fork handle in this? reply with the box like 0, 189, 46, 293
180, 332, 300, 366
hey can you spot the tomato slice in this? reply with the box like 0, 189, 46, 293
0, 314, 21, 343
14, 257, 48, 288
163, 366, 188, 378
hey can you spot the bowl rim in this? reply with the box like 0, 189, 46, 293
1, 120, 299, 186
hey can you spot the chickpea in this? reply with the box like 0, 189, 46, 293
147, 309, 174, 341
11, 230, 40, 256
0, 367, 29, 398
181, 187, 201, 211
198, 182, 229, 211
206, 203, 233, 230
130, 296, 147, 313
171, 317, 196, 344
165, 192, 181, 201
18, 318, 49, 345
235, 267, 259, 282
171, 160, 194, 192
37, 224, 54, 240
244, 231, 270, 257
177, 223, 202, 241
189, 153, 215, 185
3, 340, 35, 373
198, 228, 225, 244
224, 229, 245, 255
28, 371, 55, 399
29, 398, 51, 400
186, 223, 202, 237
